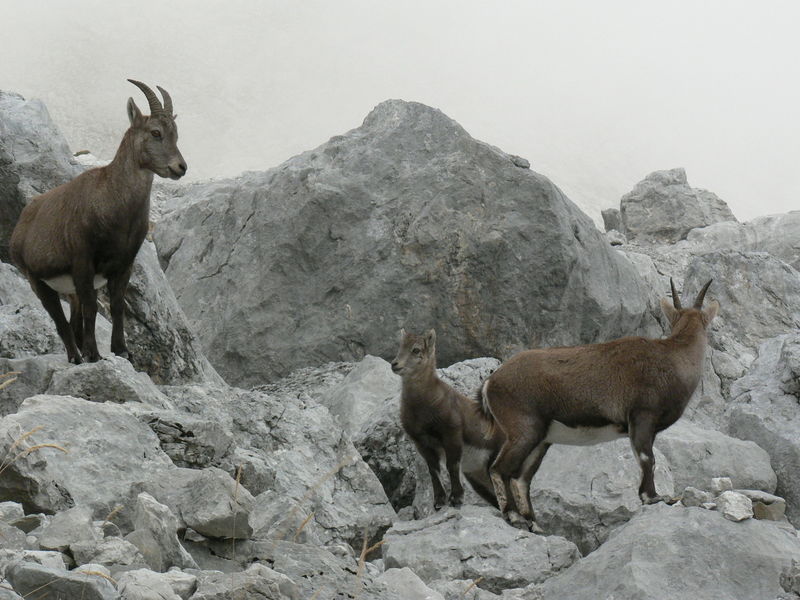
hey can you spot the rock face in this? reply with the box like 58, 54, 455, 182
618, 168, 737, 243
155, 100, 659, 386
540, 504, 800, 600
0, 91, 81, 261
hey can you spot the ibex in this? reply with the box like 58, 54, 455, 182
477, 279, 718, 530
10, 80, 186, 364
391, 329, 507, 511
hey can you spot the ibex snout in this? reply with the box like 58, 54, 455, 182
168, 158, 187, 179
391, 359, 401, 374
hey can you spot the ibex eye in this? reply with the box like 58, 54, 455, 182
412, 348, 421, 355
151, 130, 162, 139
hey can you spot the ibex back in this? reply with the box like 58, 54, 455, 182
10, 80, 186, 364
477, 279, 719, 531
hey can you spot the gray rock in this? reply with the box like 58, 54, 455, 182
117, 568, 185, 600
619, 168, 736, 243
155, 99, 659, 386
0, 91, 81, 261
0, 394, 173, 519
378, 568, 446, 600
120, 241, 223, 386
71, 536, 147, 571
782, 559, 800, 595
711, 476, 734, 493
178, 468, 253, 540
0, 502, 23, 524
46, 356, 171, 408
716, 490, 754, 521
139, 411, 233, 469
530, 440, 674, 554
5, 560, 117, 600
601, 207, 621, 232
0, 583, 22, 599
382, 506, 579, 593
0, 523, 27, 550
37, 505, 98, 553
736, 489, 787, 521
727, 333, 800, 524
125, 493, 197, 572
430, 579, 503, 600
654, 420, 777, 493
190, 563, 299, 600
161, 569, 198, 600
0, 549, 66, 571
0, 354, 64, 417
605, 229, 626, 246
540, 504, 800, 600
681, 486, 714, 507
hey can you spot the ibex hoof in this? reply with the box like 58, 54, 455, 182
114, 350, 131, 361
641, 494, 670, 505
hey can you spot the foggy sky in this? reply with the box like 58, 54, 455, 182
4, 0, 799, 224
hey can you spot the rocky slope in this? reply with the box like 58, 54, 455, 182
0, 91, 798, 599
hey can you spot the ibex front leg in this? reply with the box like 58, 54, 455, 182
413, 438, 448, 510
73, 257, 101, 362
108, 265, 133, 360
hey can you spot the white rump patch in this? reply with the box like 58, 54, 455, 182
544, 420, 627, 446
639, 452, 650, 463
42, 274, 107, 295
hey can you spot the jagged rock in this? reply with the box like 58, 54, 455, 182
716, 490, 754, 521
155, 100, 659, 386
46, 356, 171, 408
0, 502, 23, 523
161, 569, 198, 599
0, 550, 67, 572
782, 559, 800, 595
605, 229, 626, 246
382, 506, 579, 593
540, 504, 800, 599
177, 468, 253, 540
654, 420, 776, 493
0, 354, 64, 417
736, 489, 787, 521
0, 91, 81, 261
618, 168, 736, 243
681, 486, 714, 508
711, 476, 734, 494
378, 568, 446, 600
430, 579, 503, 599
189, 563, 299, 599
71, 536, 147, 571
117, 568, 189, 600
125, 493, 197, 572
601, 207, 621, 232
727, 333, 800, 525
530, 440, 673, 555
5, 560, 117, 600
0, 395, 173, 520
0, 523, 27, 550
156, 383, 395, 549
37, 505, 98, 553
139, 411, 233, 469
0, 584, 22, 599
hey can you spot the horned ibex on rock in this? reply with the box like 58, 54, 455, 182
476, 279, 718, 530
392, 329, 507, 511
10, 80, 186, 364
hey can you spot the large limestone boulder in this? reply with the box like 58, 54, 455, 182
155, 99, 659, 386
0, 91, 81, 261
540, 504, 800, 600
382, 506, 579, 593
618, 168, 736, 243
727, 333, 800, 525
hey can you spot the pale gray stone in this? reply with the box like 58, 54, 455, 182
5, 560, 117, 600
71, 536, 146, 571
711, 477, 734, 493
736, 490, 787, 521
601, 207, 621, 232
654, 420, 776, 493
0, 503, 23, 524
716, 490, 754, 521
0, 549, 66, 571
378, 568, 446, 600
37, 505, 98, 553
382, 506, 579, 593
430, 579, 504, 600
681, 486, 714, 507
619, 168, 736, 243
162, 569, 198, 600
189, 563, 299, 600
540, 504, 800, 600
178, 468, 253, 540
0, 354, 65, 417
605, 229, 626, 245
117, 568, 184, 600
125, 493, 196, 572
154, 100, 659, 386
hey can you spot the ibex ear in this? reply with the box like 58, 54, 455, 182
127, 98, 144, 127
399, 328, 406, 342
702, 300, 719, 324
660, 298, 679, 325
424, 329, 436, 348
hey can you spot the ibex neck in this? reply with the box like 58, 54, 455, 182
106, 130, 154, 196
401, 366, 439, 396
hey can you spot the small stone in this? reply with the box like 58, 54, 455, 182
681, 487, 714, 508
711, 477, 733, 493
0, 502, 24, 524
606, 229, 627, 246
735, 489, 787, 521
510, 155, 530, 169
701, 502, 717, 510
716, 491, 753, 522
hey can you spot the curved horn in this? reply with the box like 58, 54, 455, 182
670, 278, 682, 309
156, 85, 173, 116
127, 79, 163, 115
693, 279, 713, 308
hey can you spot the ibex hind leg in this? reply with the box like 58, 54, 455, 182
629, 411, 661, 503
30, 279, 82, 364
510, 441, 550, 533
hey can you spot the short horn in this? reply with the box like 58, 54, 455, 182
156, 85, 173, 116
693, 279, 713, 308
670, 278, 682, 309
127, 79, 163, 115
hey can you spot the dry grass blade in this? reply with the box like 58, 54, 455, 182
354, 529, 385, 599
0, 428, 67, 479
293, 511, 315, 542
0, 371, 20, 391
462, 577, 484, 597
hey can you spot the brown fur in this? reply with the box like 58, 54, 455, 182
392, 329, 507, 511
477, 279, 719, 529
9, 81, 186, 364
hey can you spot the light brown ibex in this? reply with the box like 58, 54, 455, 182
10, 80, 186, 364
392, 329, 507, 511
476, 279, 718, 530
